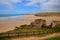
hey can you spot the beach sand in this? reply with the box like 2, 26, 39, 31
0, 15, 60, 33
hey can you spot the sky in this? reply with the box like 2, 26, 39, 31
0, 0, 60, 14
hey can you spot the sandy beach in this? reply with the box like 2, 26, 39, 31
0, 15, 60, 33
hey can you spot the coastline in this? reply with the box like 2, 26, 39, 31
0, 15, 24, 21
0, 15, 60, 33
0, 15, 33, 33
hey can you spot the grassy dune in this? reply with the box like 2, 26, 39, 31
35, 12, 60, 16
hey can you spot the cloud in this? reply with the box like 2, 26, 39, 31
41, 0, 60, 12
0, 0, 21, 9
25, 0, 60, 12
25, 0, 46, 6
0, 0, 60, 12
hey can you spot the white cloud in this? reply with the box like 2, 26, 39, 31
41, 0, 60, 12
0, 0, 21, 9
26, 0, 46, 6
0, 0, 60, 12
25, 0, 60, 12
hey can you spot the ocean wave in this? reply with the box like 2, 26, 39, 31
0, 15, 23, 21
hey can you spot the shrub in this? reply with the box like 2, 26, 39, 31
53, 24, 60, 32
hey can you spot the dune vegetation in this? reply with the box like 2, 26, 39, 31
35, 12, 60, 16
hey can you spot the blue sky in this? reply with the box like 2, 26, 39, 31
0, 0, 60, 14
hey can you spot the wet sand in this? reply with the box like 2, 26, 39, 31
0, 15, 60, 33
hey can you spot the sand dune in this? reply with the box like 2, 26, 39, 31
0, 15, 60, 33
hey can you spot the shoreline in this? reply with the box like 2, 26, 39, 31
0, 15, 24, 21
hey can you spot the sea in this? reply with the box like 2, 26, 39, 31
0, 14, 24, 21
0, 14, 33, 21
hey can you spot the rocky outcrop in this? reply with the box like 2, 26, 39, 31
18, 19, 60, 28
51, 21, 60, 28
30, 19, 46, 28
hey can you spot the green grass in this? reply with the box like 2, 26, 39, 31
52, 24, 60, 32
8, 27, 54, 33
45, 36, 60, 40
0, 24, 60, 38
0, 37, 10, 40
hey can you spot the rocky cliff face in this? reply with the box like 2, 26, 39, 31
30, 19, 46, 28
